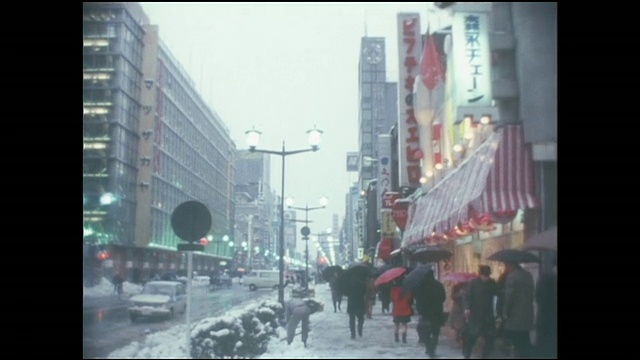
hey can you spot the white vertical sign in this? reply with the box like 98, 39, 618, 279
376, 134, 392, 221
453, 12, 492, 107
397, 13, 422, 187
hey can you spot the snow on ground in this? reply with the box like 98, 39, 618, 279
83, 278, 143, 298
105, 282, 468, 359
84, 277, 213, 299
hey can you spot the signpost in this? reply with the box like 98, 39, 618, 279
171, 201, 212, 357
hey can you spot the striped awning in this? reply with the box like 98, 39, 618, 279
402, 124, 538, 248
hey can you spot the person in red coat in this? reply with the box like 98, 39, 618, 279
390, 276, 414, 343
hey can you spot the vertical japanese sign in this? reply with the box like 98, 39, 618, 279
397, 13, 422, 187
377, 134, 392, 221
453, 12, 492, 107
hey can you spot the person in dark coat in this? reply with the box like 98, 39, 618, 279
329, 273, 343, 312
414, 269, 446, 357
346, 279, 367, 339
535, 255, 557, 358
462, 265, 498, 359
502, 261, 535, 358
378, 282, 392, 314
113, 272, 124, 296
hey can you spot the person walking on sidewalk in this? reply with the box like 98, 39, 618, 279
462, 265, 498, 359
378, 282, 391, 314
502, 261, 535, 358
113, 272, 124, 297
346, 280, 367, 339
329, 273, 343, 312
390, 276, 413, 343
447, 281, 468, 347
365, 274, 376, 319
414, 268, 446, 357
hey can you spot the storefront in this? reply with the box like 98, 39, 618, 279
402, 124, 538, 278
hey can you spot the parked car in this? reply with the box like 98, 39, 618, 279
128, 281, 187, 322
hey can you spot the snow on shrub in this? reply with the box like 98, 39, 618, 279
190, 300, 283, 359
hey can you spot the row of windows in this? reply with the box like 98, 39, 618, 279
159, 91, 228, 173
112, 126, 138, 167
113, 160, 137, 201
360, 71, 387, 83
116, 92, 140, 132
151, 208, 180, 248
157, 59, 230, 155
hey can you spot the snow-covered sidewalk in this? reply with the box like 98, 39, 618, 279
105, 282, 476, 359
261, 283, 465, 359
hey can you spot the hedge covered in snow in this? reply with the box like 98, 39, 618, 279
190, 300, 283, 359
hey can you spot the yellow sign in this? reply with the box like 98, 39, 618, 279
381, 210, 396, 237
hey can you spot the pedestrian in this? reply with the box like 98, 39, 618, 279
365, 274, 376, 319
285, 297, 324, 348
535, 254, 557, 358
390, 276, 413, 343
346, 279, 367, 339
113, 272, 124, 296
501, 261, 535, 358
378, 282, 391, 314
329, 273, 343, 312
413, 268, 446, 357
447, 281, 468, 347
462, 265, 498, 359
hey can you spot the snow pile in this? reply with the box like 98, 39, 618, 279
83, 277, 142, 298
190, 300, 283, 358
108, 325, 190, 359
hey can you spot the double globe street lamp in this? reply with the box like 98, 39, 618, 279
286, 196, 328, 291
245, 126, 323, 311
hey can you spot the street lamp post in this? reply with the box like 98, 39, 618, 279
245, 126, 323, 313
286, 196, 328, 291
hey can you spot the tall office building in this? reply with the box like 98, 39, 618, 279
234, 150, 274, 271
83, 2, 236, 283
357, 37, 399, 260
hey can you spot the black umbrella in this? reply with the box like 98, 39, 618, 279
487, 249, 540, 263
322, 265, 344, 282
335, 264, 370, 297
401, 264, 434, 297
408, 246, 453, 263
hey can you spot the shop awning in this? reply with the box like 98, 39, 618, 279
402, 124, 538, 248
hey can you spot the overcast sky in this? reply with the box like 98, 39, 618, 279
140, 2, 449, 257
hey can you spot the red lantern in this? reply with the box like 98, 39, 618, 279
200, 238, 209, 246
454, 223, 475, 237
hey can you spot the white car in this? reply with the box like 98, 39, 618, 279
128, 281, 187, 322
244, 270, 281, 291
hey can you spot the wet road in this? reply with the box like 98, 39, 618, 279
83, 285, 275, 358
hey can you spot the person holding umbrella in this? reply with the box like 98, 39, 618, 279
488, 249, 538, 358
462, 265, 498, 359
412, 268, 446, 357
390, 275, 413, 343
336, 265, 370, 339
502, 260, 535, 358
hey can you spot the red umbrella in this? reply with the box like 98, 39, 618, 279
374, 267, 407, 287
442, 272, 478, 283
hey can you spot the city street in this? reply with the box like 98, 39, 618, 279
82, 284, 272, 358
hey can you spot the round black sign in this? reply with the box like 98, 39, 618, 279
301, 226, 310, 236
171, 201, 212, 242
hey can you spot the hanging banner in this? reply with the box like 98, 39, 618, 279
397, 13, 422, 187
